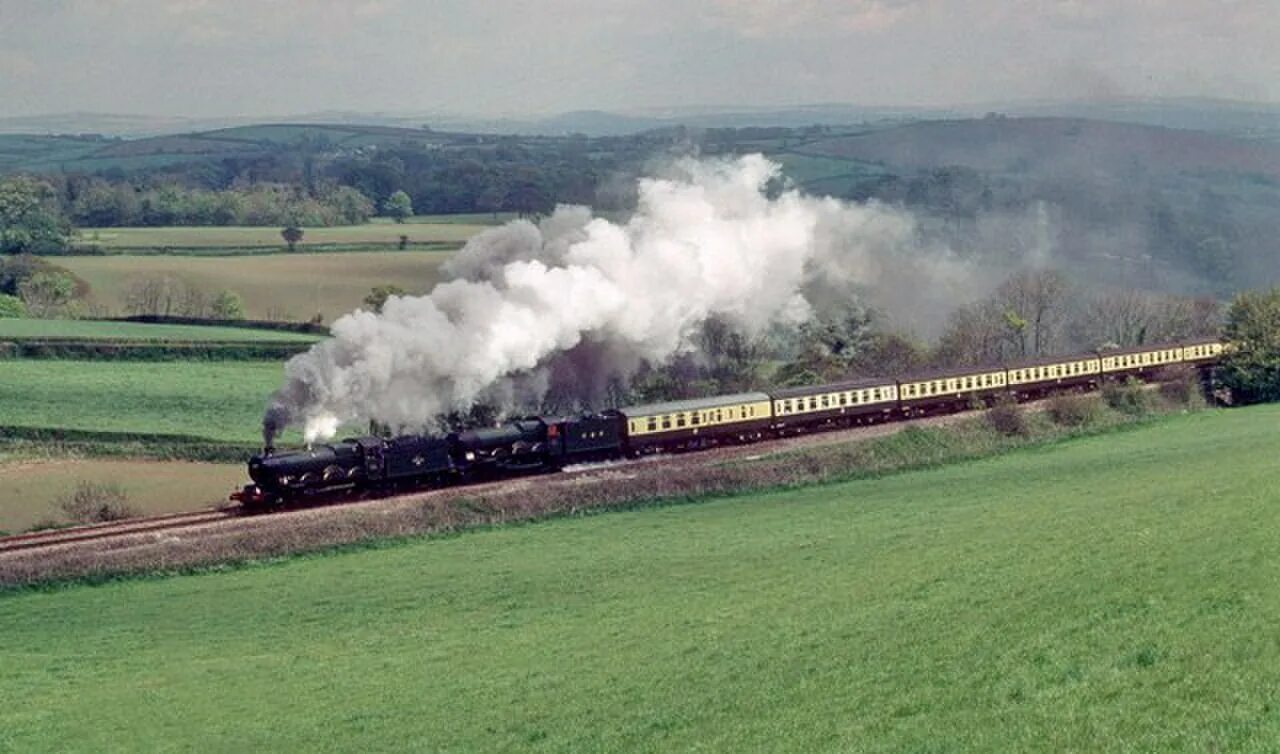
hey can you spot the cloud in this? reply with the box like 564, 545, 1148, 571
705, 0, 918, 37
0, 0, 1277, 117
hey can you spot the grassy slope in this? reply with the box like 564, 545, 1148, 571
0, 318, 319, 342
54, 251, 448, 322
3, 406, 1278, 752
0, 360, 308, 444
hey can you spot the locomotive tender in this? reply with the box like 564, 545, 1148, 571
233, 337, 1224, 507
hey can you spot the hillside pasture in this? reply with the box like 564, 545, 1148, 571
2, 407, 1278, 751
54, 251, 449, 322
0, 459, 241, 533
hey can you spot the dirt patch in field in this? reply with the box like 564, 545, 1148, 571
0, 459, 242, 533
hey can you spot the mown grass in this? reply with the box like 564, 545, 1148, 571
2, 406, 1278, 752
0, 318, 320, 342
0, 360, 319, 445
53, 251, 449, 322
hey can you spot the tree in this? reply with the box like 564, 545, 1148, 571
364, 284, 406, 313
0, 176, 72, 255
210, 290, 246, 320
281, 225, 304, 252
124, 274, 207, 317
0, 293, 25, 318
1217, 287, 1280, 404
382, 190, 413, 223
996, 269, 1070, 356
18, 270, 76, 317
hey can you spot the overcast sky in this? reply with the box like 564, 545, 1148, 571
1, 0, 1277, 118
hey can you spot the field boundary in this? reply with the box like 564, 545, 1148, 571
0, 339, 311, 361
61, 241, 463, 257
0, 426, 257, 462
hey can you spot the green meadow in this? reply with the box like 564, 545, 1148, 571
0, 360, 295, 444
3, 406, 1277, 752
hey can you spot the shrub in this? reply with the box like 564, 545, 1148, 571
1155, 365, 1202, 407
986, 395, 1028, 436
57, 481, 138, 524
210, 290, 246, 320
1046, 392, 1101, 427
1102, 378, 1151, 416
0, 293, 25, 318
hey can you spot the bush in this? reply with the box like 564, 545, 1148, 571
57, 481, 138, 524
210, 290, 245, 320
1046, 392, 1101, 427
1155, 365, 1202, 407
986, 395, 1028, 436
0, 293, 25, 318
1102, 378, 1152, 416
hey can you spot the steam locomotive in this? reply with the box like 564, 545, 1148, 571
232, 337, 1224, 508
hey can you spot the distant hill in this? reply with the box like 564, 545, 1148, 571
3, 97, 1275, 140
797, 116, 1280, 178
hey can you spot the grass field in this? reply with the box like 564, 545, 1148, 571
54, 251, 449, 322
0, 360, 317, 444
76, 220, 488, 251
0, 459, 242, 533
0, 318, 320, 342
2, 406, 1277, 751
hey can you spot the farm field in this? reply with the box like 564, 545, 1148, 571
77, 220, 488, 251
53, 251, 449, 322
3, 406, 1278, 751
0, 318, 320, 342
0, 459, 241, 533
0, 360, 321, 445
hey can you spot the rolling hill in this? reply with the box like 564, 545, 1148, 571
797, 116, 1280, 178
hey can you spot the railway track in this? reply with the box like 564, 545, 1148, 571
0, 509, 237, 554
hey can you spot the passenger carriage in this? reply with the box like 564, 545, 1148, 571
618, 392, 774, 454
896, 365, 1008, 416
1006, 352, 1101, 399
769, 377, 897, 434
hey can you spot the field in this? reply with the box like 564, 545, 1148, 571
54, 251, 450, 322
0, 459, 241, 533
76, 219, 488, 252
0, 318, 320, 342
2, 406, 1277, 751
0, 360, 311, 444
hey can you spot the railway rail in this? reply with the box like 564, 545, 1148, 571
0, 508, 237, 554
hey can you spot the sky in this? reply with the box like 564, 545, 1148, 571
1, 0, 1277, 118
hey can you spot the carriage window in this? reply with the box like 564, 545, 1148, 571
676, 414, 686, 427
820, 396, 829, 407
661, 416, 671, 429
647, 418, 657, 431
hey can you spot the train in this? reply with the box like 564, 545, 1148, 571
231, 336, 1225, 508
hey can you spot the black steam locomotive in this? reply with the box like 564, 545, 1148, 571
233, 413, 623, 507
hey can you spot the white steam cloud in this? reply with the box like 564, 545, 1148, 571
264, 154, 968, 444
